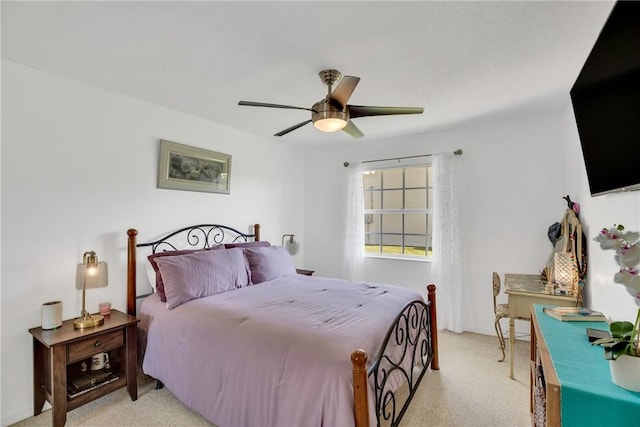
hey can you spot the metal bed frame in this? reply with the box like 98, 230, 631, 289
126, 223, 438, 427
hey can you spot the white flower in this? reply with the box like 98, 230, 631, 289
595, 224, 640, 298
620, 245, 640, 269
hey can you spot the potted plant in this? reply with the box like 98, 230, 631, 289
593, 224, 640, 392
592, 311, 640, 359
592, 309, 640, 392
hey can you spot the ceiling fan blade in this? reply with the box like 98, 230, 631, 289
348, 105, 424, 119
342, 120, 364, 139
329, 76, 360, 109
274, 120, 312, 137
239, 101, 315, 112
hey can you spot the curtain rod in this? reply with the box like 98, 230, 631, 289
343, 148, 462, 168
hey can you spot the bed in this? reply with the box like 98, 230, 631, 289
126, 223, 439, 427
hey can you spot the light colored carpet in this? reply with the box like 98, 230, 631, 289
11, 331, 530, 427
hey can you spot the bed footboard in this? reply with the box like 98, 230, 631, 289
352, 284, 438, 427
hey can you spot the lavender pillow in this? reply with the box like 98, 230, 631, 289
244, 246, 297, 284
148, 245, 224, 302
154, 248, 250, 309
224, 240, 271, 249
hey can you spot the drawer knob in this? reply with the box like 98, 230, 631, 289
94, 341, 102, 348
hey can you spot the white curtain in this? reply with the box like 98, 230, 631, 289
432, 152, 469, 332
343, 162, 365, 281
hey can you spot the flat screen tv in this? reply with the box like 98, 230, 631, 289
570, 1, 640, 196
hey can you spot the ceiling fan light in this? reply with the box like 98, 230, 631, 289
314, 118, 347, 132
312, 109, 348, 132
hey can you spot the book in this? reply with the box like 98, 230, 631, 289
67, 372, 118, 398
542, 306, 607, 322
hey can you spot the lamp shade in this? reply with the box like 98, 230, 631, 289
312, 112, 348, 132
75, 261, 109, 289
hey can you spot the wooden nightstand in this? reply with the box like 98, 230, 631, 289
296, 269, 315, 276
28, 309, 139, 427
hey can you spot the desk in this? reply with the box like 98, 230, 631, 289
504, 274, 579, 379
531, 304, 640, 425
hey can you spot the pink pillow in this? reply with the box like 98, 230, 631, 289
243, 246, 297, 284
148, 246, 224, 302
154, 248, 251, 309
224, 241, 271, 249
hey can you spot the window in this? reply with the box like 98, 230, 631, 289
363, 164, 433, 258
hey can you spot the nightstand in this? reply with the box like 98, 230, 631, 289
296, 269, 315, 276
29, 309, 139, 427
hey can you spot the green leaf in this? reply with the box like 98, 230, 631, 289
610, 321, 634, 339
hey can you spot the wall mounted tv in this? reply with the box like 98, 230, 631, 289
570, 1, 640, 196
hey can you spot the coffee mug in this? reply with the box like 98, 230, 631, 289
90, 352, 109, 371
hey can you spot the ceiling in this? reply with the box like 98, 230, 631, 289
1, 1, 615, 145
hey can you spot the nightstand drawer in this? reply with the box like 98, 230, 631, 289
68, 330, 124, 363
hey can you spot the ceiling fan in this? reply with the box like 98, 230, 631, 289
238, 69, 424, 138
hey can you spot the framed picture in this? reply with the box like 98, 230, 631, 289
157, 139, 231, 194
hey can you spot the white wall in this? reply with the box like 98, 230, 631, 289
0, 60, 305, 426
302, 99, 640, 339
303, 111, 568, 335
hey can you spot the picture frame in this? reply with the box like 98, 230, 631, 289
157, 139, 231, 194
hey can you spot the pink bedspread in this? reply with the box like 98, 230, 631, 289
139, 274, 424, 427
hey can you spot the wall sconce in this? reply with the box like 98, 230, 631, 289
281, 234, 299, 256
74, 251, 108, 329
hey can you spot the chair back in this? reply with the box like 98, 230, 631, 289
492, 272, 501, 311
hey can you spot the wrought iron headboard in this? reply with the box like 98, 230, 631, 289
126, 223, 260, 315
137, 223, 261, 254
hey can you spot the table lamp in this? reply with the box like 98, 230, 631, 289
74, 251, 108, 329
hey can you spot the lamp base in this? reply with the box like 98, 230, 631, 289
73, 314, 104, 329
